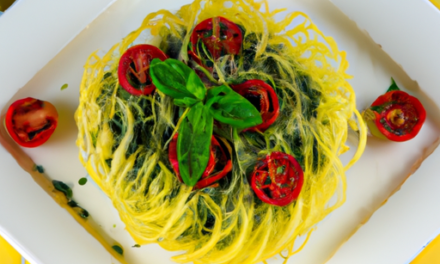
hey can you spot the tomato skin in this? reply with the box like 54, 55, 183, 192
118, 44, 167, 96
5, 97, 58, 148
251, 152, 303, 207
369, 90, 426, 142
168, 133, 232, 189
231, 80, 280, 132
190, 16, 243, 63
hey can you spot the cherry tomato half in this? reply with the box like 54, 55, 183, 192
169, 133, 232, 189
251, 152, 304, 207
190, 17, 243, 63
5, 97, 58, 148
118, 44, 167, 96
367, 90, 426, 142
231, 80, 280, 132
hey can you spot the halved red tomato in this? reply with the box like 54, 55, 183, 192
366, 80, 426, 142
190, 16, 243, 63
231, 80, 280, 132
251, 152, 303, 207
118, 44, 167, 96
168, 133, 232, 189
5, 97, 58, 148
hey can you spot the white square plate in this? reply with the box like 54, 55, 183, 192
1, 0, 439, 263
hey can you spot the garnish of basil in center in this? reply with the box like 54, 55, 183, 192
150, 58, 262, 187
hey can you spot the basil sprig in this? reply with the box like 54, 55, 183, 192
150, 58, 262, 187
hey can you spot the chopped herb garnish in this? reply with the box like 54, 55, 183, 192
33, 164, 45, 173
60, 83, 68, 90
276, 166, 285, 174
67, 200, 78, 207
74, 206, 90, 219
386, 78, 400, 92
53, 180, 90, 219
36, 165, 44, 173
112, 245, 124, 255
78, 177, 88, 186
132, 244, 141, 248
68, 200, 90, 219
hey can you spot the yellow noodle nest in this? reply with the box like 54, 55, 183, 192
75, 0, 367, 263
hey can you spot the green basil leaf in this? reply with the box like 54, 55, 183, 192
150, 59, 195, 99
387, 77, 400, 93
174, 97, 200, 108
149, 57, 162, 68
186, 71, 206, 100
164, 59, 193, 82
206, 85, 262, 129
151, 58, 207, 101
178, 102, 213, 187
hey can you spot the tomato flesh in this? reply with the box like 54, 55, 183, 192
118, 44, 167, 96
169, 133, 232, 189
190, 17, 243, 63
370, 90, 426, 142
5, 97, 58, 148
231, 80, 280, 132
251, 152, 303, 206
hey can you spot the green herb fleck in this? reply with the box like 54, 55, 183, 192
276, 166, 285, 174
52, 180, 73, 199
103, 72, 112, 79
74, 207, 90, 219
67, 200, 78, 207
68, 200, 90, 219
370, 105, 384, 113
112, 245, 124, 255
264, 177, 271, 185
36, 166, 44, 173
386, 78, 400, 93
60, 83, 68, 90
33, 165, 45, 173
78, 177, 88, 186
113, 224, 116, 228
132, 244, 141, 248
